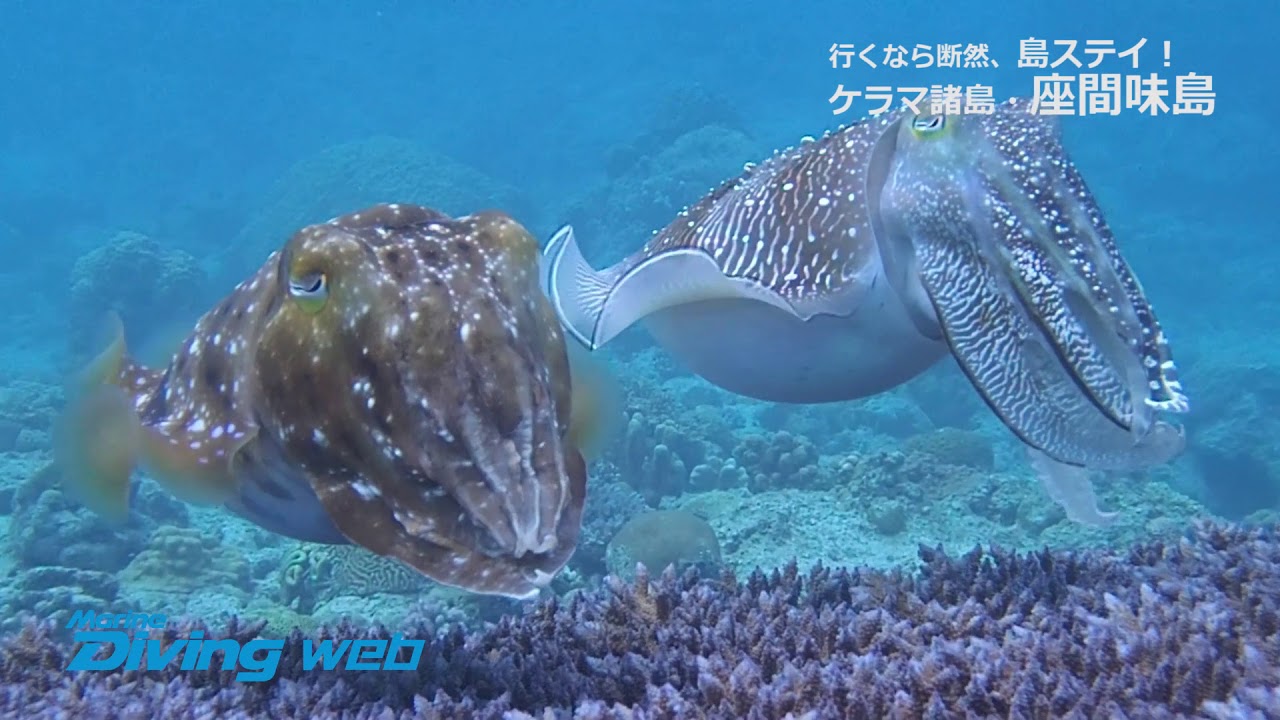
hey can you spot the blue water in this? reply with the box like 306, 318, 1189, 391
0, 0, 1274, 715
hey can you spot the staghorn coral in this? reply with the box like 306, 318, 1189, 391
0, 520, 1275, 718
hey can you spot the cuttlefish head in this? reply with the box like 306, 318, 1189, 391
253, 203, 587, 599
872, 98, 1187, 471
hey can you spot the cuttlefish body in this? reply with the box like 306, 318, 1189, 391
544, 98, 1189, 524
59, 203, 608, 599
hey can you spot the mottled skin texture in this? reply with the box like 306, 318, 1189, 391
81, 203, 585, 599
638, 111, 902, 310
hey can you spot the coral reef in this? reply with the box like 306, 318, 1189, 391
0, 566, 118, 637
222, 136, 533, 282
1179, 356, 1280, 519
0, 380, 60, 454
620, 411, 706, 504
1, 521, 1275, 718
602, 85, 746, 180
7, 465, 152, 573
901, 427, 994, 471
278, 543, 428, 613
730, 431, 826, 492
119, 525, 252, 595
575, 471, 649, 577
66, 230, 205, 361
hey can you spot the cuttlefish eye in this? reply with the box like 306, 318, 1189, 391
288, 270, 328, 312
910, 114, 947, 136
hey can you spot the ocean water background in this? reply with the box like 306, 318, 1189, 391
0, 0, 1274, 684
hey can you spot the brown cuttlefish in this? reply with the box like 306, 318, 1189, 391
56, 203, 616, 599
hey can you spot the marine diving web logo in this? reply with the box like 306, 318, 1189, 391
64, 609, 427, 681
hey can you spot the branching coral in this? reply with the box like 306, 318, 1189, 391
0, 521, 1275, 718
730, 431, 826, 492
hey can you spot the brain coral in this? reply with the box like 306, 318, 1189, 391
279, 544, 428, 613
605, 509, 722, 580
2, 520, 1274, 718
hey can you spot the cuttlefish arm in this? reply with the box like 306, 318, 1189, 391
876, 101, 1188, 525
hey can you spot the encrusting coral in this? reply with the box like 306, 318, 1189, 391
1, 520, 1275, 718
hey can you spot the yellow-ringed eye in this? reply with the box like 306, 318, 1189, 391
288, 271, 328, 313
910, 114, 947, 137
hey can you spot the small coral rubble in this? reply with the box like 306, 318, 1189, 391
0, 520, 1275, 719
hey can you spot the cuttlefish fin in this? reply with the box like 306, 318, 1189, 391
543, 225, 797, 350
53, 312, 252, 522
564, 340, 624, 461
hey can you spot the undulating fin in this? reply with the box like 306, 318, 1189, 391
564, 340, 624, 461
544, 225, 796, 350
54, 312, 250, 518
1027, 447, 1118, 526
53, 384, 141, 523
138, 422, 255, 506
543, 225, 616, 348
53, 312, 141, 522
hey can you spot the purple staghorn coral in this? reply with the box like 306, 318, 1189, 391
1, 520, 1277, 719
